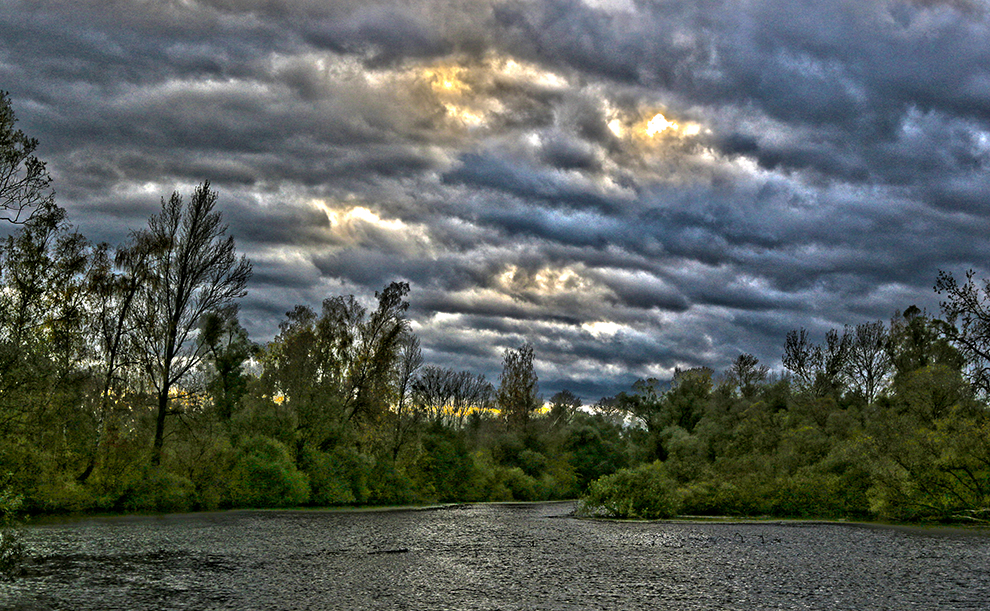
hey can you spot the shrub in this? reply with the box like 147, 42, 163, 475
299, 447, 366, 506
470, 451, 513, 501
367, 461, 421, 506
581, 461, 682, 519
415, 428, 477, 502
503, 467, 539, 501
517, 449, 548, 478
186, 439, 237, 511
118, 468, 196, 513
229, 436, 309, 508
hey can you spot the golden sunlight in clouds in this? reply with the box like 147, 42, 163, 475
581, 320, 628, 338
312, 200, 433, 254
496, 264, 599, 296
599, 104, 717, 182
413, 54, 570, 130
645, 113, 674, 136
627, 110, 704, 142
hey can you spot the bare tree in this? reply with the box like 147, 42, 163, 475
782, 328, 819, 387
130, 181, 251, 466
413, 366, 494, 428
817, 328, 851, 396
845, 321, 891, 404
728, 353, 769, 399
782, 327, 850, 397
390, 332, 422, 460
936, 269, 990, 396
0, 91, 56, 225
548, 389, 581, 428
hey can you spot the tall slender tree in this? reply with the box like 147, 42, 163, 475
131, 181, 251, 466
496, 343, 540, 429
845, 320, 891, 404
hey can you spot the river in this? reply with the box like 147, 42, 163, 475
2, 502, 989, 610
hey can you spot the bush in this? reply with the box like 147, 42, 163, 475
581, 461, 682, 519
471, 451, 513, 501
517, 449, 548, 478
299, 447, 366, 506
414, 428, 478, 502
503, 467, 539, 501
367, 461, 422, 506
118, 468, 197, 513
186, 439, 237, 511
229, 436, 309, 508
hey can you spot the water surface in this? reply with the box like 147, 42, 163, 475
3, 502, 989, 610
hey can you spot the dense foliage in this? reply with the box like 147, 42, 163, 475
1, 91, 989, 528
582, 311, 990, 523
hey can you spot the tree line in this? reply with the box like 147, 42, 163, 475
0, 91, 626, 524
2, 90, 989, 541
584, 304, 990, 523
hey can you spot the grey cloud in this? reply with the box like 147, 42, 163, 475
442, 153, 621, 214
302, 8, 451, 66
538, 134, 601, 171
6, 0, 990, 400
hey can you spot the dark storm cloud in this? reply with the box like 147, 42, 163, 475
301, 7, 452, 65
3, 0, 990, 400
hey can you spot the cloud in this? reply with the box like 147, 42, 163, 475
3, 0, 989, 401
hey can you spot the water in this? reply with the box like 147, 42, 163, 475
3, 502, 989, 610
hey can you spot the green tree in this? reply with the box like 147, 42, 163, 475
496, 343, 540, 429
866, 364, 988, 521
77, 240, 154, 483
728, 353, 769, 400
888, 306, 962, 384
0, 215, 93, 488
666, 367, 713, 432
199, 306, 257, 421
130, 181, 252, 466
260, 282, 411, 452
615, 378, 666, 433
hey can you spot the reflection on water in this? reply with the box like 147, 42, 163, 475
3, 502, 989, 610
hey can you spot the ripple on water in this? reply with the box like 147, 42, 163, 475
3, 504, 990, 610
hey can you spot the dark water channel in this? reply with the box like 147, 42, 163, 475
3, 502, 989, 610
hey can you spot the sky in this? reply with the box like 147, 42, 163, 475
3, 0, 990, 401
